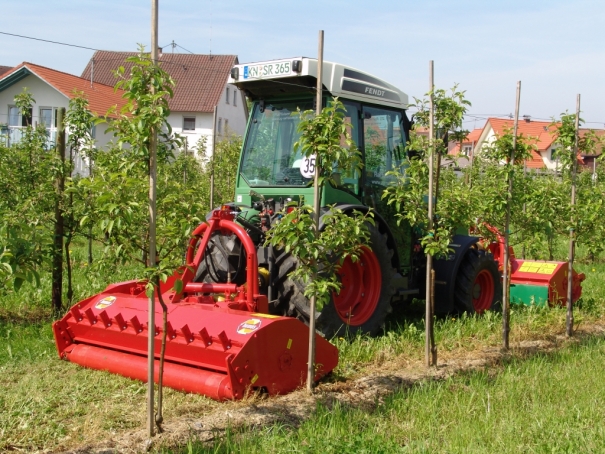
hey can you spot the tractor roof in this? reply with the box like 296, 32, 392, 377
228, 57, 408, 110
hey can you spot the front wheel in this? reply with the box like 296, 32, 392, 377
454, 248, 502, 314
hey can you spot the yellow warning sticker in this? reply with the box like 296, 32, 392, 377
518, 262, 558, 275
94, 296, 116, 310
236, 318, 262, 335
250, 313, 281, 319
287, 339, 292, 350
251, 374, 259, 384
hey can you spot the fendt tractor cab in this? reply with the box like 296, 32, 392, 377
197, 57, 502, 337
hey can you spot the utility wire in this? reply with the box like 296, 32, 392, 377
0, 31, 100, 51
3, 31, 605, 125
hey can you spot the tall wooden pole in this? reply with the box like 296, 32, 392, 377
210, 105, 217, 209
502, 81, 521, 351
147, 0, 159, 438
566, 94, 580, 337
307, 29, 323, 394
425, 60, 435, 368
52, 107, 66, 316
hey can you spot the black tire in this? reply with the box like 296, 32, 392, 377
454, 248, 502, 314
276, 223, 396, 338
193, 232, 247, 286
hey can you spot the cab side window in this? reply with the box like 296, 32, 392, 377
362, 106, 405, 187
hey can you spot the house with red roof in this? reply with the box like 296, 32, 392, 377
473, 117, 563, 170
0, 62, 127, 174
448, 128, 483, 157
81, 51, 248, 156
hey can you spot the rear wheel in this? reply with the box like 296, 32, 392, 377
454, 248, 502, 314
277, 223, 395, 338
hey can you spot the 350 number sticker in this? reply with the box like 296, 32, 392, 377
300, 155, 316, 178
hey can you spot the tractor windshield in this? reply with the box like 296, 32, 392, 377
240, 99, 314, 187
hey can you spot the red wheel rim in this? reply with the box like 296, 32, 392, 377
332, 246, 382, 326
473, 269, 494, 313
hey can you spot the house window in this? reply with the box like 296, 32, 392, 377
462, 145, 472, 156
218, 118, 222, 134
550, 148, 556, 161
40, 108, 53, 128
21, 108, 32, 127
8, 106, 19, 126
225, 119, 229, 132
226, 87, 230, 104
183, 116, 196, 131
8, 105, 32, 127
233, 90, 237, 107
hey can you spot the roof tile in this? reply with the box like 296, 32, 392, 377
1, 62, 127, 117
81, 52, 237, 113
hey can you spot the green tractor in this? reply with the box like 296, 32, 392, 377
196, 57, 501, 337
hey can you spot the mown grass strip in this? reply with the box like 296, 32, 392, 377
177, 336, 605, 454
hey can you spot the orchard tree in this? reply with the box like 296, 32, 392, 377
470, 128, 536, 248
550, 113, 605, 261
265, 99, 371, 315
383, 85, 472, 258
0, 89, 56, 293
63, 91, 97, 302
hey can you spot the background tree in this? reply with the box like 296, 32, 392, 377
0, 89, 56, 293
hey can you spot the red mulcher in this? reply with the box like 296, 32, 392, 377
53, 208, 338, 400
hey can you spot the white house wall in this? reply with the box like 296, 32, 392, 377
215, 84, 248, 140
167, 111, 214, 159
0, 74, 117, 177
167, 83, 247, 161
0, 74, 69, 126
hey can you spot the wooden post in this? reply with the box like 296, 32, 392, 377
51, 107, 66, 315
210, 105, 217, 209
502, 81, 521, 351
566, 94, 580, 337
147, 0, 159, 439
307, 29, 324, 394
425, 60, 435, 368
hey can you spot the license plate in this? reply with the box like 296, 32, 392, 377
243, 61, 292, 80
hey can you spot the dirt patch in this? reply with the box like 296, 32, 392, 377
62, 322, 605, 454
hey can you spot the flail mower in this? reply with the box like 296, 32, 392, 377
482, 225, 585, 307
53, 208, 338, 400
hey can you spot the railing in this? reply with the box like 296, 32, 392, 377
1, 126, 57, 149
0, 126, 89, 176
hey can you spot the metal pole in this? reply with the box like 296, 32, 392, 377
147, 0, 159, 438
502, 81, 521, 351
566, 94, 580, 337
425, 60, 434, 368
210, 105, 217, 209
307, 29, 323, 394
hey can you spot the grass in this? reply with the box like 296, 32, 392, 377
176, 336, 605, 453
1, 240, 605, 451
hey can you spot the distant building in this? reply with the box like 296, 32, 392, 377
472, 118, 604, 171
0, 62, 127, 175
81, 51, 248, 157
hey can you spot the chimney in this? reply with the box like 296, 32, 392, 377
523, 115, 531, 123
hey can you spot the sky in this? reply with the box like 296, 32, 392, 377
1, 0, 604, 131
